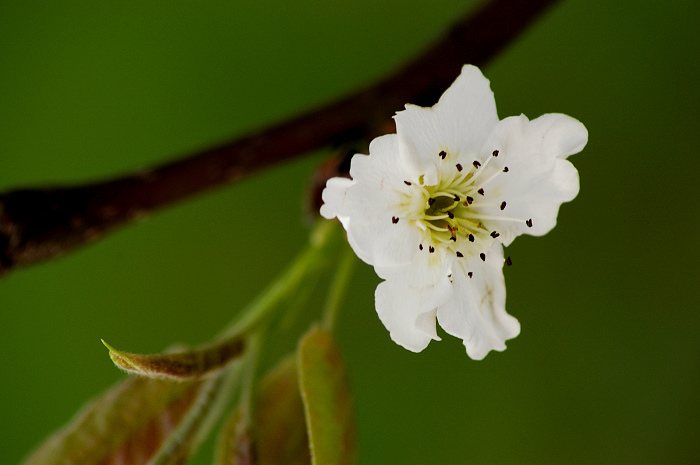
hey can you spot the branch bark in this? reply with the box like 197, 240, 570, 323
0, 0, 559, 277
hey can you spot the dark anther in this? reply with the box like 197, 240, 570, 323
466, 196, 474, 205
439, 150, 447, 159
429, 246, 435, 253
428, 198, 435, 206
453, 194, 460, 202
505, 256, 513, 266
490, 231, 500, 238
468, 234, 475, 242
468, 272, 473, 278
480, 253, 486, 261
456, 251, 464, 257
419, 244, 423, 251
500, 201, 507, 210
492, 150, 499, 157
447, 212, 455, 219
503, 166, 509, 173
392, 216, 399, 224
404, 180, 412, 186
456, 163, 463, 172
526, 219, 533, 228
473, 160, 481, 169
477, 188, 485, 196
450, 236, 457, 242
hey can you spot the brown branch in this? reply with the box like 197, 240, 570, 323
0, 0, 559, 277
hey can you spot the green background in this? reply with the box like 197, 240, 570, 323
1, 0, 698, 463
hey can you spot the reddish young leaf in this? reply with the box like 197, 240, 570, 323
22, 376, 201, 465
216, 356, 310, 465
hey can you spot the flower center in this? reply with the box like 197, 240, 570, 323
409, 149, 531, 265
421, 158, 496, 255
393, 149, 532, 271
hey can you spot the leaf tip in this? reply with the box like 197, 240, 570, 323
101, 339, 137, 372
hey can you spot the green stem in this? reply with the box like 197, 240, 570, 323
237, 333, 262, 427
146, 363, 241, 465
217, 219, 341, 341
322, 241, 358, 330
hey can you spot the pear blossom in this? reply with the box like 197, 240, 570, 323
320, 65, 587, 359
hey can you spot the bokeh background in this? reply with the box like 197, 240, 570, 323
1, 0, 698, 463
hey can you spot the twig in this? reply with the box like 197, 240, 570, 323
0, 0, 559, 277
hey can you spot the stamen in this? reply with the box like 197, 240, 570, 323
425, 222, 449, 232
477, 188, 485, 196
428, 198, 435, 206
392, 216, 399, 224
456, 251, 463, 257
442, 189, 466, 199
503, 166, 509, 172
459, 211, 525, 223
465, 152, 497, 185
473, 160, 481, 169
424, 214, 449, 221
465, 201, 501, 209
429, 246, 435, 253
404, 180, 412, 186
480, 253, 486, 261
490, 231, 500, 238
455, 218, 482, 232
478, 167, 507, 187
468, 234, 475, 242
456, 163, 463, 172
453, 194, 460, 202
526, 219, 533, 228
452, 167, 471, 186
447, 212, 454, 219
492, 150, 499, 157
500, 201, 507, 210
468, 272, 473, 278
466, 196, 474, 205
439, 151, 447, 160
505, 256, 513, 266
419, 244, 423, 251
450, 236, 456, 242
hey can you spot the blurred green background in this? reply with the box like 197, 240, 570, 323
1, 0, 698, 463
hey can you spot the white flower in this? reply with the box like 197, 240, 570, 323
320, 65, 587, 359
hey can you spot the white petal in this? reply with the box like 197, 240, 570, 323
345, 210, 421, 268
529, 113, 589, 159
375, 241, 451, 284
349, 134, 407, 184
320, 177, 354, 225
436, 243, 520, 360
434, 65, 500, 153
321, 134, 424, 268
375, 270, 453, 352
394, 65, 499, 182
479, 114, 587, 246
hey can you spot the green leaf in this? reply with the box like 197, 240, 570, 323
215, 356, 311, 465
22, 376, 201, 465
102, 336, 245, 380
298, 326, 357, 465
